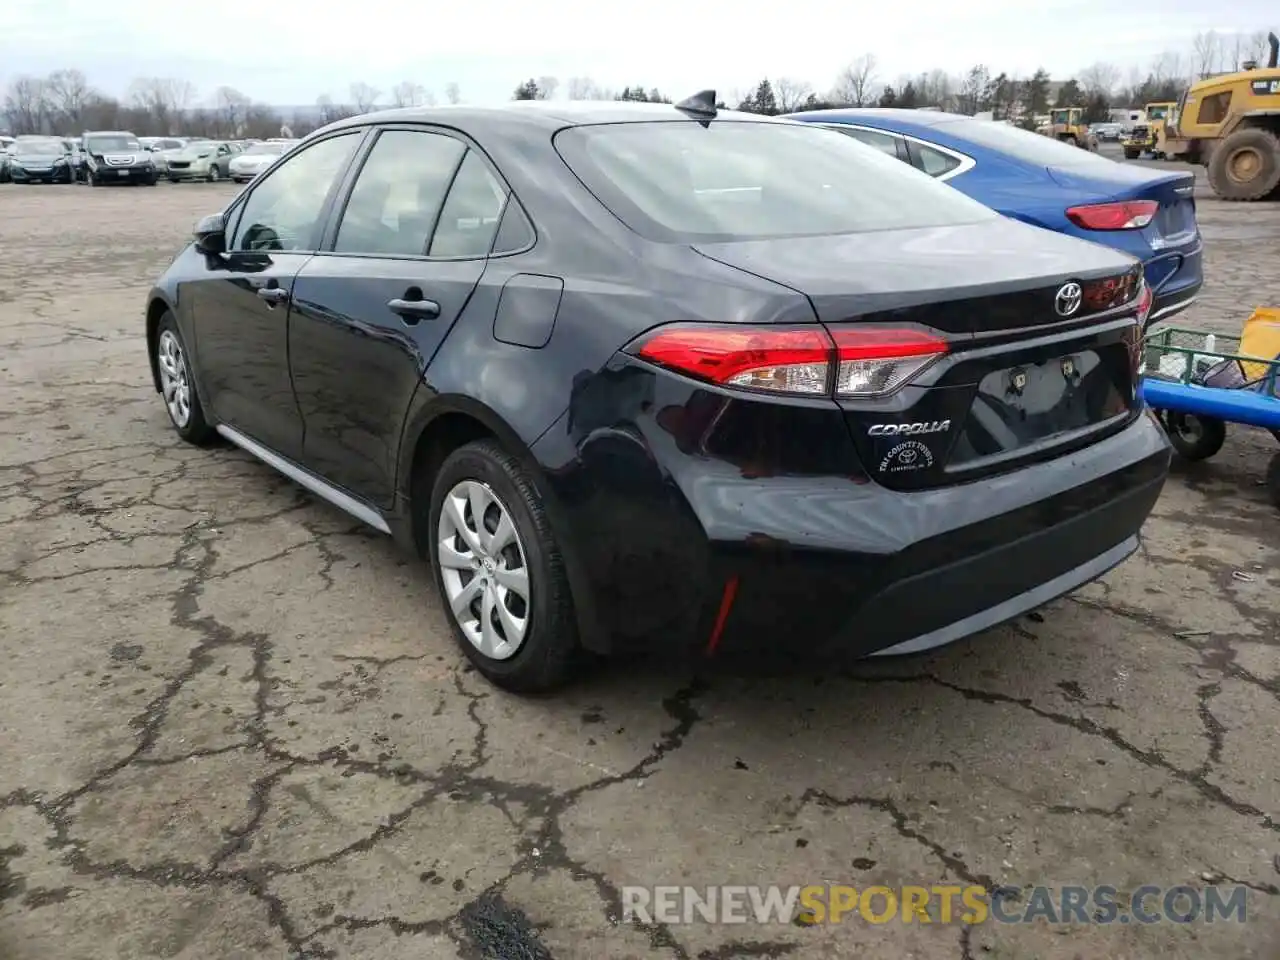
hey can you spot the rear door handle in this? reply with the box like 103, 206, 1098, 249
387, 297, 441, 322
256, 287, 289, 305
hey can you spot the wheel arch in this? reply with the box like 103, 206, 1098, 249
145, 292, 175, 393
396, 395, 605, 652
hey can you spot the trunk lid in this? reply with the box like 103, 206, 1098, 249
1048, 165, 1199, 244
693, 219, 1144, 491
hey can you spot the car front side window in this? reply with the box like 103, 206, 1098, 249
334, 129, 466, 257
228, 132, 362, 253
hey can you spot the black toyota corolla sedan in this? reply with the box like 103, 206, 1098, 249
144, 96, 1171, 691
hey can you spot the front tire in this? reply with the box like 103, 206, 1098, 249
153, 313, 215, 446
428, 440, 578, 692
207, 166, 220, 183
1207, 127, 1280, 201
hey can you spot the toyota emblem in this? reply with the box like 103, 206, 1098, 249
1054, 282, 1083, 317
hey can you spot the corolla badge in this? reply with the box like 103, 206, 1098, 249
1054, 281, 1083, 317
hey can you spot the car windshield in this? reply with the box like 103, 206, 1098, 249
1147, 105, 1169, 119
18, 140, 63, 155
246, 142, 288, 155
931, 117, 1116, 167
554, 120, 997, 243
87, 136, 140, 153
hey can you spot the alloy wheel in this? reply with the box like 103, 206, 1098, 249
436, 480, 531, 660
157, 330, 191, 428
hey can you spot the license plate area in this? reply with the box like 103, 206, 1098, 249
117, 169, 130, 176
947, 350, 1129, 466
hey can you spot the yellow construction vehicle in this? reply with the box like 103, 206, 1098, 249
1144, 101, 1178, 157
1037, 107, 1094, 148
1157, 31, 1280, 200
1120, 102, 1178, 159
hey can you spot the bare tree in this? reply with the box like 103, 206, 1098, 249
1245, 30, 1273, 66
213, 86, 251, 137
391, 81, 432, 107
1079, 61, 1120, 98
2, 76, 50, 134
128, 77, 197, 133
444, 82, 461, 105
567, 76, 603, 100
1151, 51, 1185, 86
535, 76, 559, 100
834, 54, 878, 106
1191, 31, 1223, 79
349, 82, 381, 112
44, 69, 94, 130
773, 77, 813, 112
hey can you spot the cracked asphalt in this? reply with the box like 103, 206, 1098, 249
1, 166, 1279, 960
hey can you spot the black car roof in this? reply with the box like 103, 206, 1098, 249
319, 100, 786, 136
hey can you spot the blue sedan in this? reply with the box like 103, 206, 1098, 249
786, 109, 1202, 327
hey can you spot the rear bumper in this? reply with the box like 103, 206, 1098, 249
706, 413, 1169, 659
535, 376, 1172, 659
1144, 244, 1202, 326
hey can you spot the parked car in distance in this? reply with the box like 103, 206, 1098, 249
166, 140, 242, 182
1091, 122, 1124, 141
0, 141, 16, 182
80, 130, 158, 186
140, 137, 188, 175
227, 139, 296, 182
5, 135, 75, 183
786, 109, 1203, 328
144, 99, 1170, 692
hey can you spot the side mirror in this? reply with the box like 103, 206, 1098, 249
194, 212, 227, 255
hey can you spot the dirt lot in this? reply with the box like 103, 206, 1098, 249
1, 171, 1279, 960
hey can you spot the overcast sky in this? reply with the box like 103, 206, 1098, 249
2, 0, 1274, 107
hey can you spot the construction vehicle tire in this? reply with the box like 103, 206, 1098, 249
1208, 127, 1280, 201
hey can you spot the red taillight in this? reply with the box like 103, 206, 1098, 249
829, 328, 948, 397
1065, 200, 1158, 231
631, 324, 948, 398
635, 326, 831, 395
1136, 278, 1153, 325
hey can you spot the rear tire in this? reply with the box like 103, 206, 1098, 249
1160, 411, 1226, 461
1123, 147, 1140, 160
428, 440, 578, 692
1207, 127, 1280, 201
153, 312, 215, 446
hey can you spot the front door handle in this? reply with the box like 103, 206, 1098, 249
256, 287, 289, 305
387, 297, 441, 322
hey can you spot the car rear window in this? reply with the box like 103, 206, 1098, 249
554, 120, 997, 243
933, 117, 1116, 167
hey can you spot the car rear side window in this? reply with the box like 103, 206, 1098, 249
229, 132, 362, 253
828, 125, 904, 160
428, 151, 508, 258
913, 142, 962, 177
554, 120, 997, 243
334, 130, 465, 257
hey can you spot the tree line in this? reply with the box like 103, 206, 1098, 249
3, 28, 1272, 138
